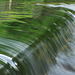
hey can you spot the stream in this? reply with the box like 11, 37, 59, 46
0, 1, 75, 75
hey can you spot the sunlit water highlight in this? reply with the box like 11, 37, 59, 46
0, 54, 18, 70
36, 3, 75, 11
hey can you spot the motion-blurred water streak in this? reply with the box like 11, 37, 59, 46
0, 1, 75, 75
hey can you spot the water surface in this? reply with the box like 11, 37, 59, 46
0, 1, 75, 75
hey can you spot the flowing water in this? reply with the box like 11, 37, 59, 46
0, 1, 75, 75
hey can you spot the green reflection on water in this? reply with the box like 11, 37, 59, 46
0, 1, 75, 75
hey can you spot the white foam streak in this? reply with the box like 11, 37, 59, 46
36, 3, 75, 11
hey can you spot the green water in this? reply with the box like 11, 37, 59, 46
0, 0, 75, 75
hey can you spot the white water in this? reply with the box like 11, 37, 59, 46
36, 3, 75, 11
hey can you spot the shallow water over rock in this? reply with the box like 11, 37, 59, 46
0, 1, 75, 75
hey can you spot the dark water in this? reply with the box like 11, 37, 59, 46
0, 1, 75, 75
